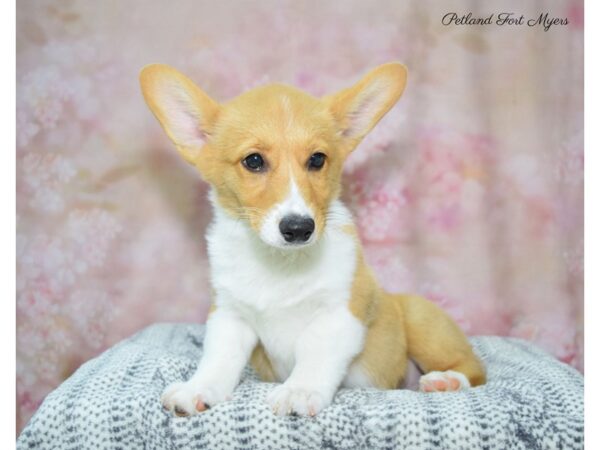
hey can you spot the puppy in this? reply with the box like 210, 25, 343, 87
140, 62, 486, 417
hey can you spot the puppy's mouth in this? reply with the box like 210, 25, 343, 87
267, 236, 318, 251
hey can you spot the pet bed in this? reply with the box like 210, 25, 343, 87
17, 323, 584, 449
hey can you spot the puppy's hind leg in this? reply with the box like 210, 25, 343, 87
397, 294, 486, 392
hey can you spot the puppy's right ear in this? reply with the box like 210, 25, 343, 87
139, 64, 219, 164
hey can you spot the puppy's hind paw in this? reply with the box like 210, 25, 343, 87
419, 370, 470, 393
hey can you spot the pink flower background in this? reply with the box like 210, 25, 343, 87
16, 0, 583, 434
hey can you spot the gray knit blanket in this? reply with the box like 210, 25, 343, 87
18, 323, 584, 449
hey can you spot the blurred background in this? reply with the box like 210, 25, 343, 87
16, 0, 583, 433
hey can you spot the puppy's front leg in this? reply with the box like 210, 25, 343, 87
267, 306, 365, 416
162, 308, 257, 416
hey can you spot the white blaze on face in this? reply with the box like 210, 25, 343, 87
260, 177, 315, 248
280, 95, 295, 132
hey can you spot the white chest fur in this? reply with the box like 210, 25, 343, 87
206, 197, 358, 380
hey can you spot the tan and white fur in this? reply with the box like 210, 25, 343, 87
140, 62, 486, 418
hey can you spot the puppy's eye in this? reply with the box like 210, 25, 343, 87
242, 153, 266, 172
307, 152, 326, 171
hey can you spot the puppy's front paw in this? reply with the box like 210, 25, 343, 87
266, 384, 329, 417
161, 380, 231, 417
419, 370, 470, 393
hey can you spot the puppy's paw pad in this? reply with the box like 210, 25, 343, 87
266, 385, 327, 417
419, 370, 470, 393
161, 381, 226, 416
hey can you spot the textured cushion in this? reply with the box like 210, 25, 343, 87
17, 323, 584, 449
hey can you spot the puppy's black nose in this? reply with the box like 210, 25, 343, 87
279, 215, 315, 243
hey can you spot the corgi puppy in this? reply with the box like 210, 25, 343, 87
140, 62, 486, 417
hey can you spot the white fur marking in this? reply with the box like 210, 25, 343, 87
280, 95, 294, 131
259, 177, 315, 248
267, 305, 365, 416
164, 193, 360, 416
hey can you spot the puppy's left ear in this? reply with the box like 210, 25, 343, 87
325, 62, 407, 153
139, 64, 220, 165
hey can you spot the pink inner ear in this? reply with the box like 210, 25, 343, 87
161, 87, 207, 148
342, 78, 390, 139
343, 94, 379, 137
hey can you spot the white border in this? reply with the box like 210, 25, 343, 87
2, 0, 16, 444
585, 0, 595, 446
584, 1, 600, 448
6, 0, 591, 446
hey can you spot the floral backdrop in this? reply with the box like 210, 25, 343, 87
16, 0, 583, 433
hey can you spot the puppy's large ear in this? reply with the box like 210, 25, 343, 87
140, 64, 219, 164
325, 63, 407, 153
